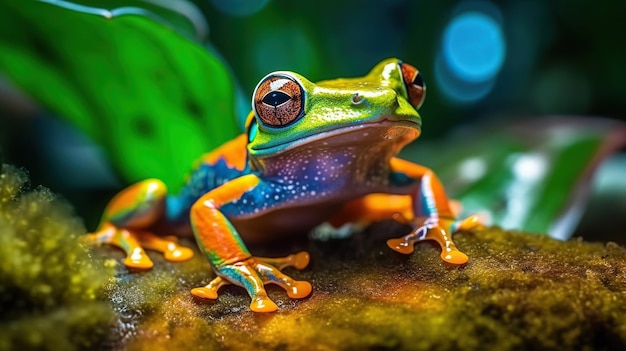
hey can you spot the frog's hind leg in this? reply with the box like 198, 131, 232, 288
329, 194, 463, 229
84, 179, 193, 269
330, 189, 481, 264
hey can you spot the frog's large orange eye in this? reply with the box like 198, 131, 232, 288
399, 62, 426, 110
253, 74, 304, 127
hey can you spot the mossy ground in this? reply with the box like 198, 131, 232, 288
0, 164, 114, 351
2, 163, 623, 351
96, 221, 626, 351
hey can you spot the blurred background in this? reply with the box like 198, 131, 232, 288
200, 0, 626, 133
1, 0, 625, 241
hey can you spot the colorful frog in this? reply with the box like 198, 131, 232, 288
85, 58, 480, 312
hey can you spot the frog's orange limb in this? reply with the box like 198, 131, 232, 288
190, 174, 312, 312
385, 157, 483, 264
195, 134, 248, 171
83, 179, 194, 269
84, 223, 154, 269
389, 158, 456, 217
329, 194, 413, 228
135, 231, 194, 262
330, 194, 463, 229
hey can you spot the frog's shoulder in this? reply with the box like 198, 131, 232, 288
193, 134, 249, 172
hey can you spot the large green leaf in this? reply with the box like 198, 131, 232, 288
409, 117, 626, 239
0, 0, 239, 191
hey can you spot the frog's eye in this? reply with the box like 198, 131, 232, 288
253, 74, 305, 127
399, 62, 426, 110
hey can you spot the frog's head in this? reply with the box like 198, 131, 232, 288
246, 58, 425, 168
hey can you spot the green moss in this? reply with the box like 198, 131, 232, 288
0, 164, 114, 351
101, 222, 626, 351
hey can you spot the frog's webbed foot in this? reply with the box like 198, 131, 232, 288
191, 252, 312, 312
387, 215, 481, 264
83, 223, 194, 270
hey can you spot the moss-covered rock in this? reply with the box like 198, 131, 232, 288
3, 162, 622, 350
97, 221, 626, 351
0, 164, 114, 351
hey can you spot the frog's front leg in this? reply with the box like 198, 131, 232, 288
386, 158, 481, 264
189, 174, 312, 312
84, 179, 194, 269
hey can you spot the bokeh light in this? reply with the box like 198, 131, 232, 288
436, 2, 506, 104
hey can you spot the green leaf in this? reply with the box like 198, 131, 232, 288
0, 0, 239, 191
410, 118, 626, 239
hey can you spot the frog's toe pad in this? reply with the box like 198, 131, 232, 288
290, 251, 310, 270
286, 281, 313, 299
250, 297, 278, 313
191, 287, 219, 300
441, 249, 468, 265
455, 214, 483, 232
163, 245, 194, 262
387, 238, 415, 255
123, 249, 154, 270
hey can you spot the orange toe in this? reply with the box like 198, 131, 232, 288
191, 287, 219, 299
285, 281, 313, 299
387, 238, 415, 255
440, 250, 468, 265
164, 245, 194, 262
250, 297, 278, 313
124, 252, 154, 270
286, 281, 313, 299
291, 251, 310, 270
456, 214, 482, 231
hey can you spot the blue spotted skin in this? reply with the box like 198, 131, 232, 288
166, 159, 248, 225
167, 121, 421, 244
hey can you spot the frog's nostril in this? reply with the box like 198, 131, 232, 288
351, 93, 365, 105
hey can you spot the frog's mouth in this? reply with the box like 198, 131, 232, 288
250, 119, 420, 157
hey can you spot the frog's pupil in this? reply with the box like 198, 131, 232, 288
263, 91, 290, 106
413, 73, 424, 88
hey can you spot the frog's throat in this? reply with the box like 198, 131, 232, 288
250, 119, 420, 157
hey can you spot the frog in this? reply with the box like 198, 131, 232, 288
85, 58, 480, 312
